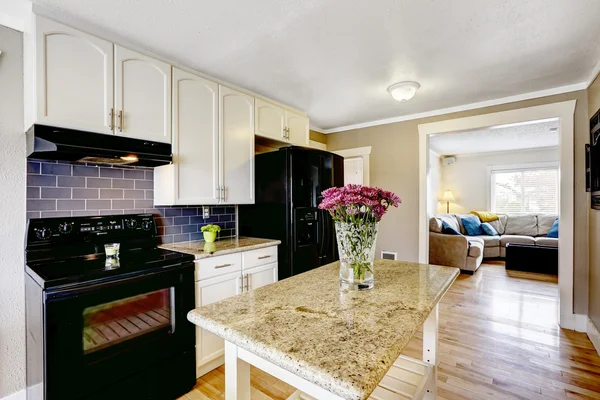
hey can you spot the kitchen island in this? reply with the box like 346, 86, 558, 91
187, 259, 459, 400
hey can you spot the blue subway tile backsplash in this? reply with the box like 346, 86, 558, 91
26, 159, 236, 244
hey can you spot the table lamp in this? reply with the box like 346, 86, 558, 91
441, 190, 455, 213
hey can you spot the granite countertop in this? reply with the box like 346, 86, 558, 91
158, 236, 281, 259
187, 259, 459, 400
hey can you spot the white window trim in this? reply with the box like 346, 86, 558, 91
486, 161, 559, 213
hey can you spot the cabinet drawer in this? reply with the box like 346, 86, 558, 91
243, 246, 278, 270
195, 253, 242, 281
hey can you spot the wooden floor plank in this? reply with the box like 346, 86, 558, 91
187, 261, 600, 399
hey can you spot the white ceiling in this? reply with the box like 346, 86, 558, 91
429, 119, 560, 156
28, 0, 600, 131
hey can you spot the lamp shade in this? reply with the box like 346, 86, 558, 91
441, 190, 455, 202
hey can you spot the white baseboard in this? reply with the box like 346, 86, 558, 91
575, 313, 588, 332
1, 389, 25, 400
588, 318, 600, 356
560, 313, 588, 332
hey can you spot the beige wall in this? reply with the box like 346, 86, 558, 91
327, 90, 590, 314
588, 76, 600, 328
440, 148, 560, 214
309, 129, 327, 144
0, 25, 26, 397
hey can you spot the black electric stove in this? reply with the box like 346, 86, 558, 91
25, 214, 196, 400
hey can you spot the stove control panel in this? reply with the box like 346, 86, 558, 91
26, 214, 157, 245
79, 218, 123, 233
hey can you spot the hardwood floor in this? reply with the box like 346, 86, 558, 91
181, 262, 600, 400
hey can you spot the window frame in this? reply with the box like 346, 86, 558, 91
486, 161, 559, 214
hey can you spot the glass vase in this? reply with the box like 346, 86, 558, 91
335, 221, 379, 290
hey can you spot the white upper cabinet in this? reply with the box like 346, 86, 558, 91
155, 82, 255, 206
255, 98, 285, 141
285, 110, 310, 146
220, 86, 255, 204
27, 16, 173, 144
254, 98, 309, 146
33, 16, 114, 134
172, 68, 219, 204
115, 46, 172, 143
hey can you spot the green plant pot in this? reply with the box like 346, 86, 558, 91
203, 231, 217, 243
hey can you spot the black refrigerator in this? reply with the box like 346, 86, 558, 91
239, 146, 344, 280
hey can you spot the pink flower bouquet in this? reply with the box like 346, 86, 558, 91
319, 185, 401, 290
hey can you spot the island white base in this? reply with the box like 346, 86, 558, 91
287, 355, 434, 400
224, 304, 439, 400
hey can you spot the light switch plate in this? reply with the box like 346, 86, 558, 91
202, 206, 210, 219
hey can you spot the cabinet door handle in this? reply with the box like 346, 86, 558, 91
243, 273, 249, 292
216, 185, 220, 201
239, 276, 243, 293
285, 127, 290, 139
117, 110, 124, 132
214, 263, 232, 269
258, 255, 271, 260
109, 108, 115, 130
220, 187, 226, 202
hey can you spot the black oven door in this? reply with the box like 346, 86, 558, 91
43, 264, 195, 400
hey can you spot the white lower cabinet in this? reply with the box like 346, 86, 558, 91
193, 245, 278, 378
194, 271, 242, 377
244, 262, 278, 291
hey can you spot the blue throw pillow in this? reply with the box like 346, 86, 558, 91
442, 221, 461, 235
481, 222, 498, 236
461, 216, 484, 236
547, 219, 559, 238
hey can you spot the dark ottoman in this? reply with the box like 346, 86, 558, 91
505, 243, 558, 275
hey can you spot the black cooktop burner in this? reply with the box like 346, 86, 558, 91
27, 248, 193, 290
25, 214, 194, 290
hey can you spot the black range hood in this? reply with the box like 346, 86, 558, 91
26, 124, 172, 167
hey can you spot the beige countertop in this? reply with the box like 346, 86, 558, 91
158, 236, 280, 259
187, 259, 459, 400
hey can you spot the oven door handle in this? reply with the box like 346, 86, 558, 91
44, 265, 192, 300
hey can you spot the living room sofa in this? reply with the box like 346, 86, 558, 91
429, 213, 558, 273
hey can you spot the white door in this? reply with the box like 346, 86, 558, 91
219, 85, 255, 204
172, 68, 219, 204
255, 98, 285, 141
285, 110, 309, 146
344, 157, 364, 185
35, 16, 114, 134
195, 272, 241, 377
245, 262, 278, 291
115, 45, 171, 143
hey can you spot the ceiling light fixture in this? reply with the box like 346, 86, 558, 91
387, 81, 420, 102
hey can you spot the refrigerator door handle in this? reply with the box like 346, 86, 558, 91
318, 210, 325, 259
324, 211, 331, 261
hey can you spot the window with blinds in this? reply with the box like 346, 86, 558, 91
490, 167, 558, 214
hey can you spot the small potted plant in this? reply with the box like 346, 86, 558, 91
201, 224, 221, 243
